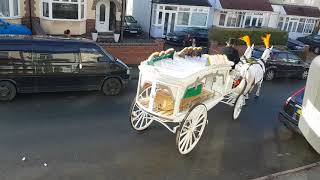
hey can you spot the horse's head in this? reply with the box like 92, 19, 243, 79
240, 35, 254, 59
261, 34, 273, 61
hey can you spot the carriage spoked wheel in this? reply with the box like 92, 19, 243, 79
233, 94, 245, 120
129, 86, 153, 131
176, 104, 207, 155
129, 101, 154, 131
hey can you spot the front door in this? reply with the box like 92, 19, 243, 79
163, 12, 176, 37
96, 0, 110, 32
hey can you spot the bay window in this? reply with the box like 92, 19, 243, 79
279, 16, 318, 34
41, 0, 86, 20
219, 11, 245, 28
0, 0, 20, 18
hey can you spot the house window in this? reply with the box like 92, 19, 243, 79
0, 0, 20, 18
158, 11, 163, 24
226, 14, 237, 27
41, 0, 86, 20
177, 12, 189, 25
220, 11, 244, 28
245, 16, 251, 27
219, 13, 226, 26
304, 19, 315, 34
165, 6, 177, 11
43, 2, 49, 17
277, 17, 284, 30
190, 13, 207, 26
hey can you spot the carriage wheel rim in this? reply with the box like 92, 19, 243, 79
178, 105, 207, 154
130, 102, 153, 131
233, 95, 244, 119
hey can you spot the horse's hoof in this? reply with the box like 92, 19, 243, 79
255, 95, 259, 99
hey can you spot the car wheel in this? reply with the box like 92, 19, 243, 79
301, 70, 308, 80
314, 47, 320, 54
102, 78, 122, 96
0, 81, 16, 101
265, 70, 275, 81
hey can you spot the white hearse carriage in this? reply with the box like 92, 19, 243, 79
299, 56, 320, 154
129, 48, 246, 154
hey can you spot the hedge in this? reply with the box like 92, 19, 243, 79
209, 27, 288, 46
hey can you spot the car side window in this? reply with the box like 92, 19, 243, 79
34, 52, 77, 63
80, 48, 105, 63
275, 53, 287, 62
0, 50, 32, 62
287, 53, 300, 64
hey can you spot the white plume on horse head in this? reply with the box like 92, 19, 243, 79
243, 44, 254, 59
261, 47, 272, 61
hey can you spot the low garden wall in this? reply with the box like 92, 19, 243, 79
100, 39, 165, 65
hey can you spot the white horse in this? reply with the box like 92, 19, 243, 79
236, 34, 273, 99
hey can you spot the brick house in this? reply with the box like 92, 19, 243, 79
0, 0, 125, 35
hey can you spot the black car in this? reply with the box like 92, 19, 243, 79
252, 48, 309, 80
287, 38, 306, 51
124, 16, 143, 35
165, 27, 208, 46
297, 34, 320, 54
0, 36, 130, 101
279, 87, 304, 133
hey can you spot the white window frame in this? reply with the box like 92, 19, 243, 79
0, 0, 20, 19
152, 4, 209, 28
279, 15, 319, 35
40, 0, 86, 21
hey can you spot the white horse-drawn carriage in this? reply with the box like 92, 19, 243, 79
129, 34, 273, 155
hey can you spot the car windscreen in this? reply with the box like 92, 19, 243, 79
125, 16, 136, 23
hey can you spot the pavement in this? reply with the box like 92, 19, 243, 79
254, 162, 320, 180
0, 76, 319, 180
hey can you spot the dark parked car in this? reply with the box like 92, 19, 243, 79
297, 34, 320, 54
287, 38, 306, 51
0, 19, 31, 35
0, 36, 130, 101
165, 27, 208, 46
124, 16, 143, 35
279, 87, 305, 133
252, 48, 309, 81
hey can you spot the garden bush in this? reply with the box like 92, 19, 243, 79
209, 27, 288, 46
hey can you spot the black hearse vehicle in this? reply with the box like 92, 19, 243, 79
0, 36, 130, 101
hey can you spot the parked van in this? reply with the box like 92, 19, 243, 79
0, 36, 130, 101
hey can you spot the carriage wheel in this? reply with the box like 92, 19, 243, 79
176, 104, 207, 155
129, 99, 153, 131
233, 94, 245, 120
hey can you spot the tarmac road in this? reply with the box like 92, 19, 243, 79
0, 78, 319, 180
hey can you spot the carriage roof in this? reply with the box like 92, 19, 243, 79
139, 54, 233, 86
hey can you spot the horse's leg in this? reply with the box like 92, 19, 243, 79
255, 80, 263, 98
